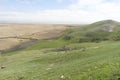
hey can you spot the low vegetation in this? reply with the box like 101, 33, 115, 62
62, 20, 120, 43
1, 40, 120, 80
1, 20, 120, 80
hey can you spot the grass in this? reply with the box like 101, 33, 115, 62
1, 40, 120, 80
2, 20, 120, 80
24, 39, 69, 50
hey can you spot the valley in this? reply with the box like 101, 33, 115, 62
1, 20, 120, 80
0, 24, 67, 52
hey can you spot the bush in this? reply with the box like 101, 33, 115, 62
79, 37, 92, 43
63, 35, 72, 40
84, 31, 110, 42
109, 31, 120, 41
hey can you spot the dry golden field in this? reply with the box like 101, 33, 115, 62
0, 24, 67, 51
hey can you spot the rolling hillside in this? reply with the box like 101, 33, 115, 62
87, 20, 120, 32
1, 40, 120, 80
1, 20, 120, 80
62, 20, 120, 43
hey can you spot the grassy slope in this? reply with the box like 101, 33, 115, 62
1, 21, 120, 80
1, 40, 120, 80
61, 20, 120, 43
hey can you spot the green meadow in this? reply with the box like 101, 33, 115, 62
1, 39, 120, 80
1, 20, 120, 80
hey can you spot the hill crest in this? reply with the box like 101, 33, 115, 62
88, 20, 120, 32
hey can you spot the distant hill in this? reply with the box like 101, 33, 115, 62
62, 20, 120, 42
87, 20, 120, 32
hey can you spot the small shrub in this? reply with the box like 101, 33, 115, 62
63, 35, 72, 40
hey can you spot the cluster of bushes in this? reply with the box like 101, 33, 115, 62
62, 29, 120, 43
109, 31, 120, 41
79, 30, 110, 42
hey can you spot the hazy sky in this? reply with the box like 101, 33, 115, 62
0, 0, 120, 24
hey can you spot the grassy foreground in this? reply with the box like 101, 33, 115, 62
1, 39, 120, 80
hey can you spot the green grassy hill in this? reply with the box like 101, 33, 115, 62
1, 20, 120, 80
86, 20, 120, 31
1, 40, 120, 80
62, 20, 120, 43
